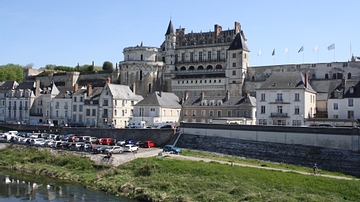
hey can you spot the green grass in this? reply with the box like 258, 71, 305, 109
180, 149, 355, 178
0, 145, 359, 201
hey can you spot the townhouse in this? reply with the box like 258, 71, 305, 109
256, 72, 316, 126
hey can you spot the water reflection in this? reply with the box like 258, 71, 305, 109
0, 170, 136, 201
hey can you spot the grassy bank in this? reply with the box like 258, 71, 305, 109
0, 144, 359, 201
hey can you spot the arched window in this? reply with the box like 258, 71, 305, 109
348, 73, 352, 79
198, 66, 204, 70
252, 76, 255, 81
175, 67, 178, 71
215, 64, 222, 69
140, 70, 143, 81
189, 66, 195, 70
332, 73, 337, 79
180, 66, 186, 71
141, 54, 143, 61
206, 65, 213, 69
312, 74, 316, 79
325, 73, 329, 79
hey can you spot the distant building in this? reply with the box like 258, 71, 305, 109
132, 91, 182, 126
181, 90, 256, 124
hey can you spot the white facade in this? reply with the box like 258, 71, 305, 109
98, 82, 142, 128
328, 97, 358, 119
256, 73, 316, 126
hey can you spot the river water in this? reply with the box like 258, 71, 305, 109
0, 170, 136, 202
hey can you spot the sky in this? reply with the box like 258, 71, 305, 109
1, 0, 359, 69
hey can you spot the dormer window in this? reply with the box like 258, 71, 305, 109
334, 91, 339, 98
350, 87, 354, 94
217, 101, 223, 106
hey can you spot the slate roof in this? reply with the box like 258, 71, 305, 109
107, 83, 141, 101
328, 79, 360, 99
54, 86, 74, 99
84, 87, 103, 105
257, 72, 316, 93
165, 19, 174, 35
136, 91, 181, 108
0, 81, 19, 92
228, 32, 249, 51
182, 94, 256, 107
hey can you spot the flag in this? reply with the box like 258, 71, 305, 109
257, 49, 262, 56
283, 47, 289, 53
298, 46, 304, 53
272, 49, 275, 56
327, 43, 335, 50
313, 45, 319, 51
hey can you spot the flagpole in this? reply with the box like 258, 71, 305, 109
302, 51, 304, 63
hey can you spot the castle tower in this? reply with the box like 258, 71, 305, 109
226, 24, 250, 97
164, 19, 176, 92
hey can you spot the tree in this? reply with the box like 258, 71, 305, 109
102, 61, 114, 70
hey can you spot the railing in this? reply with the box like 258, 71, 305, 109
102, 114, 109, 118
30, 113, 43, 116
270, 113, 288, 117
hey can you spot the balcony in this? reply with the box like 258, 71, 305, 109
269, 99, 290, 104
30, 113, 43, 116
13, 106, 17, 110
270, 113, 288, 117
19, 106, 23, 110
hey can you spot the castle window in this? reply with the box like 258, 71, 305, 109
312, 64, 316, 67
232, 63, 236, 67
216, 64, 222, 69
252, 76, 255, 81
141, 54, 143, 61
190, 52, 194, 62
325, 73, 329, 79
140, 70, 143, 81
232, 71, 236, 76
348, 73, 352, 79
180, 66, 186, 70
199, 52, 203, 61
181, 53, 185, 61
189, 66, 195, 70
198, 66, 204, 70
332, 73, 336, 79
208, 51, 212, 61
217, 50, 221, 60
206, 65, 213, 69
327, 63, 331, 67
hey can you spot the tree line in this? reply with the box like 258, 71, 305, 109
0, 61, 115, 82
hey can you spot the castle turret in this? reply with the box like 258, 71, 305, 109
164, 19, 176, 92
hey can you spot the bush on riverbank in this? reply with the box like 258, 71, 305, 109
0, 144, 360, 201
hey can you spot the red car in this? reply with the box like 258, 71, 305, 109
101, 138, 113, 145
142, 140, 156, 148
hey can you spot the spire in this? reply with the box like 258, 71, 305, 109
165, 19, 174, 35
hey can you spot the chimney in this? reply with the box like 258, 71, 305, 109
304, 73, 308, 88
185, 90, 189, 101
341, 77, 346, 87
159, 91, 162, 97
226, 90, 230, 101
43, 87, 47, 93
244, 90, 249, 98
87, 84, 92, 96
74, 83, 79, 92
234, 21, 240, 34
35, 79, 40, 97
214, 24, 222, 37
131, 82, 136, 94
106, 77, 111, 84
201, 91, 205, 100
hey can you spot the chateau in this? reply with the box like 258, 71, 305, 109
3, 20, 360, 127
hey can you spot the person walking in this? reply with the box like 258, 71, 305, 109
313, 163, 318, 175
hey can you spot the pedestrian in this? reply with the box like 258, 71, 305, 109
313, 163, 318, 175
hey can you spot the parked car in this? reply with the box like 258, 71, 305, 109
71, 142, 85, 150
125, 139, 135, 145
104, 146, 123, 154
116, 140, 126, 146
163, 145, 181, 153
101, 138, 114, 145
142, 140, 156, 148
84, 136, 97, 144
135, 141, 144, 147
123, 144, 139, 152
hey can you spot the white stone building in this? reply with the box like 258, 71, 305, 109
98, 78, 143, 128
256, 72, 316, 126
131, 91, 181, 126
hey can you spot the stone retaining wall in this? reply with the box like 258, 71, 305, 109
176, 133, 360, 177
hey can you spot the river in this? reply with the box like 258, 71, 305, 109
0, 169, 136, 202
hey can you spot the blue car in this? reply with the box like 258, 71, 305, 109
163, 145, 181, 153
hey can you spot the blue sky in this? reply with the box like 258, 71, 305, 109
1, 0, 359, 69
